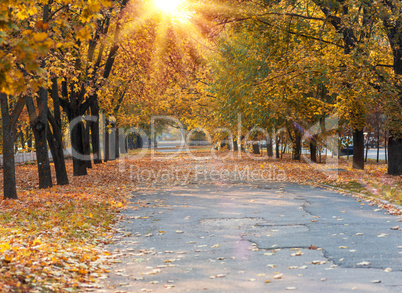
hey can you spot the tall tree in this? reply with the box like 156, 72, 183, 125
0, 94, 25, 199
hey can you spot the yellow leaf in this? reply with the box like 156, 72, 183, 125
33, 239, 42, 246
79, 269, 88, 275
33, 32, 48, 42
0, 243, 11, 253
4, 254, 13, 262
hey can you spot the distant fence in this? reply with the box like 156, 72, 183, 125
0, 148, 72, 165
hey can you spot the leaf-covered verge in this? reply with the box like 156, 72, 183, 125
1, 150, 401, 292
0, 156, 173, 292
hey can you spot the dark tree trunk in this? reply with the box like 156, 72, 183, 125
47, 78, 68, 185
26, 90, 53, 189
281, 133, 286, 159
385, 131, 388, 164
18, 131, 24, 150
275, 134, 280, 159
47, 125, 68, 185
120, 136, 128, 154
353, 129, 365, 170
294, 128, 302, 161
365, 141, 369, 163
128, 136, 134, 150
310, 135, 317, 163
240, 135, 245, 151
70, 118, 88, 176
267, 135, 273, 157
133, 135, 138, 149
376, 126, 380, 163
136, 135, 143, 149
388, 138, 402, 175
115, 127, 120, 159
104, 118, 110, 162
83, 122, 92, 169
90, 99, 102, 164
252, 143, 260, 154
29, 118, 53, 189
382, 16, 402, 174
233, 138, 238, 151
0, 94, 19, 199
109, 123, 116, 160
27, 128, 32, 149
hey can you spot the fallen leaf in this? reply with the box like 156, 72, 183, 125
356, 261, 371, 266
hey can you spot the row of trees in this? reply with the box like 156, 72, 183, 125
0, 0, 209, 199
1, 0, 402, 199
1, 0, 131, 199
184, 0, 402, 173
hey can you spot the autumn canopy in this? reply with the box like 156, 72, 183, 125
1, 0, 402, 200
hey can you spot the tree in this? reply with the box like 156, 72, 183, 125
0, 94, 25, 199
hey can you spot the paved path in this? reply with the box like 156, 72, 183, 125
100, 182, 402, 292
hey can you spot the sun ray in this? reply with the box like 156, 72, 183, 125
153, 0, 184, 14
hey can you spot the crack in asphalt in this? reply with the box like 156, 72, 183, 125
99, 183, 402, 293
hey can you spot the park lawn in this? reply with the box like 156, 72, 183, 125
0, 152, 401, 292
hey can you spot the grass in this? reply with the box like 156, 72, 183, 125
337, 180, 366, 193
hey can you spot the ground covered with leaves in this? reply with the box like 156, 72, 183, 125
0, 150, 401, 292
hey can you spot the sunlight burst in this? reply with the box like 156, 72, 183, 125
153, 0, 184, 14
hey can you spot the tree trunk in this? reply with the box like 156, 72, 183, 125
294, 128, 302, 161
267, 135, 273, 157
233, 138, 238, 151
365, 141, 368, 163
120, 136, 128, 154
18, 130, 24, 150
377, 127, 380, 163
26, 91, 53, 189
128, 136, 134, 150
252, 142, 260, 154
47, 123, 69, 185
384, 17, 402, 175
27, 128, 32, 149
115, 127, 120, 159
275, 134, 280, 159
388, 138, 402, 175
385, 131, 388, 164
48, 78, 69, 185
90, 99, 102, 164
310, 135, 317, 163
136, 134, 143, 149
83, 122, 92, 169
70, 118, 88, 176
353, 129, 365, 170
109, 123, 116, 160
0, 94, 18, 199
104, 118, 110, 162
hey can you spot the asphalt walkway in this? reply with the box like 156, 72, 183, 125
100, 182, 402, 292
